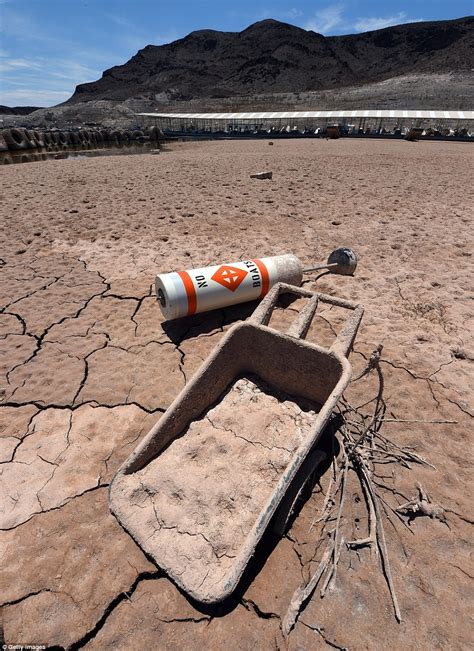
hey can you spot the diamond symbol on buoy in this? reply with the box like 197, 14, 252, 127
211, 265, 248, 292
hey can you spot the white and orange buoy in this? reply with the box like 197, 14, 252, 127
156, 248, 357, 321
156, 255, 302, 321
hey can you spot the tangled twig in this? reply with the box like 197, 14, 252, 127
282, 344, 442, 635
397, 483, 448, 526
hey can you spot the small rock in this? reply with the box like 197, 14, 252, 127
332, 220, 341, 226
69, 209, 78, 214
250, 171, 273, 180
451, 346, 467, 360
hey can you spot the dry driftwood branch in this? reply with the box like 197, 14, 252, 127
376, 418, 457, 424
321, 536, 345, 598
351, 344, 384, 382
321, 455, 348, 597
332, 456, 348, 556
282, 344, 448, 634
310, 472, 335, 532
346, 458, 378, 551
347, 356, 385, 457
300, 619, 349, 651
309, 457, 345, 531
397, 483, 448, 525
378, 492, 414, 533
345, 349, 402, 619
283, 535, 335, 635
359, 459, 402, 622
371, 478, 411, 502
374, 432, 436, 469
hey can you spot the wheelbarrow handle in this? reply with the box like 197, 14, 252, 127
249, 282, 364, 358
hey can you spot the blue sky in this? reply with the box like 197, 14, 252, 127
0, 0, 472, 106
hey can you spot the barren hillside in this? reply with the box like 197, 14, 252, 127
67, 17, 473, 104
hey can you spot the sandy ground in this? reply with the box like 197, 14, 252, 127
0, 139, 473, 649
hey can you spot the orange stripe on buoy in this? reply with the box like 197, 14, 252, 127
253, 259, 270, 298
177, 270, 197, 315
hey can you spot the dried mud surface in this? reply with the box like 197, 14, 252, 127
114, 375, 319, 600
0, 139, 473, 650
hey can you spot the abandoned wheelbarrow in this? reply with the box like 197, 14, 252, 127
109, 282, 363, 604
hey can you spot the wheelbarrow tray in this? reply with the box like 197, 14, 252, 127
109, 283, 363, 604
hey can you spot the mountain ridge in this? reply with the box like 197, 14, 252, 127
66, 16, 474, 105
0, 105, 43, 115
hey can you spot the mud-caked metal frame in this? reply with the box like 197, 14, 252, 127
109, 282, 363, 603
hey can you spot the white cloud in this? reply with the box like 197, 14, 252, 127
305, 4, 345, 34
0, 88, 71, 106
154, 30, 181, 45
354, 12, 423, 32
103, 12, 180, 49
0, 6, 42, 41
0, 57, 43, 72
121, 34, 151, 51
0, 5, 139, 106
0, 55, 104, 106
105, 13, 134, 28
282, 8, 303, 20
302, 5, 423, 35
0, 56, 99, 79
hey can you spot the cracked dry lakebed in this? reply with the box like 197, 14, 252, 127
0, 139, 473, 650
112, 375, 320, 599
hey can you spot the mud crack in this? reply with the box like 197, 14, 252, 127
68, 570, 163, 650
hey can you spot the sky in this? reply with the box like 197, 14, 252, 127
0, 0, 472, 107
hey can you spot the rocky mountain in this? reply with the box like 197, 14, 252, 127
0, 105, 43, 115
67, 16, 473, 104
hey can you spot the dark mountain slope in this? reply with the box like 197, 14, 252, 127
61, 16, 474, 104
329, 17, 474, 79
0, 105, 43, 115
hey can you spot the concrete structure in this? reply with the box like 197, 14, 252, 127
138, 109, 474, 137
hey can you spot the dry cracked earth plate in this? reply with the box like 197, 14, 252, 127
0, 139, 472, 650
